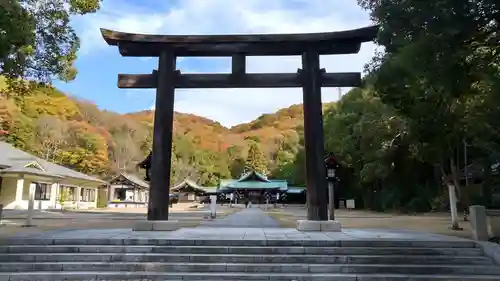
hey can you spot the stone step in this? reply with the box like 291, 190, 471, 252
0, 253, 493, 265
0, 238, 477, 248
0, 245, 485, 256
2, 272, 500, 281
1, 262, 499, 275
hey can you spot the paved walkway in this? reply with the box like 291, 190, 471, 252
199, 207, 281, 228
2, 226, 470, 241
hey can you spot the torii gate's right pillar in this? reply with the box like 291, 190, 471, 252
296, 48, 341, 232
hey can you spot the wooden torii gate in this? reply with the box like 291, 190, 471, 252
101, 26, 378, 229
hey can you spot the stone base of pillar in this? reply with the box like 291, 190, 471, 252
296, 220, 341, 232
132, 220, 180, 231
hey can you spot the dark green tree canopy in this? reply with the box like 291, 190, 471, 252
0, 0, 102, 82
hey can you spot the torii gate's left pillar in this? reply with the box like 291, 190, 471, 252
135, 50, 180, 231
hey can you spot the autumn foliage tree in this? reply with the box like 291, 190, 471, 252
245, 142, 268, 175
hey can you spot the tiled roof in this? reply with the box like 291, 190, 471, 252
286, 186, 306, 194
0, 167, 64, 179
238, 171, 270, 182
202, 186, 218, 192
110, 173, 149, 189
223, 179, 288, 190
172, 179, 205, 192
0, 141, 106, 184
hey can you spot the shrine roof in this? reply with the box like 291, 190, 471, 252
237, 171, 270, 182
287, 186, 307, 194
100, 26, 379, 57
216, 182, 304, 193
172, 179, 205, 192
225, 181, 287, 190
109, 173, 149, 189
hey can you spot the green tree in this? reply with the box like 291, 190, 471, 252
230, 157, 246, 178
323, 87, 440, 211
245, 142, 267, 174
271, 148, 306, 186
358, 0, 500, 225
0, 0, 102, 82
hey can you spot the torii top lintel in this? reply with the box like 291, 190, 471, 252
100, 25, 379, 57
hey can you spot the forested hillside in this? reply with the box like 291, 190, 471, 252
0, 76, 316, 186
2, 72, 499, 215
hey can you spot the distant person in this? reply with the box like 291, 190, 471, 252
229, 193, 234, 208
281, 193, 288, 208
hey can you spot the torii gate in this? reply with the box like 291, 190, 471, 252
101, 26, 378, 231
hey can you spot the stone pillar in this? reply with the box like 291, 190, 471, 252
76, 186, 81, 209
15, 177, 24, 209
469, 205, 489, 241
93, 188, 98, 207
328, 181, 335, 220
108, 185, 115, 201
25, 183, 36, 226
50, 183, 58, 209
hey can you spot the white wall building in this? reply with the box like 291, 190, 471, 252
0, 141, 107, 210
108, 173, 149, 208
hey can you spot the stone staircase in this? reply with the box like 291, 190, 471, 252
0, 238, 499, 280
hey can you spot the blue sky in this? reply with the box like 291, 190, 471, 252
53, 0, 378, 127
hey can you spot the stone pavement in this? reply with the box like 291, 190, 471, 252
0, 206, 239, 238
4, 225, 471, 241
1, 204, 232, 219
266, 206, 477, 239
2, 206, 473, 241
199, 207, 281, 228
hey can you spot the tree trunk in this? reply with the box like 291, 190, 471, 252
438, 163, 461, 230
450, 157, 469, 221
447, 183, 461, 230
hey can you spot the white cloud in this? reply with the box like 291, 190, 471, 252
73, 0, 377, 127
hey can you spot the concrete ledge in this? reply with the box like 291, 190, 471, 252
296, 220, 341, 232
132, 220, 180, 231
470, 205, 489, 241
470, 205, 500, 240
475, 241, 500, 265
